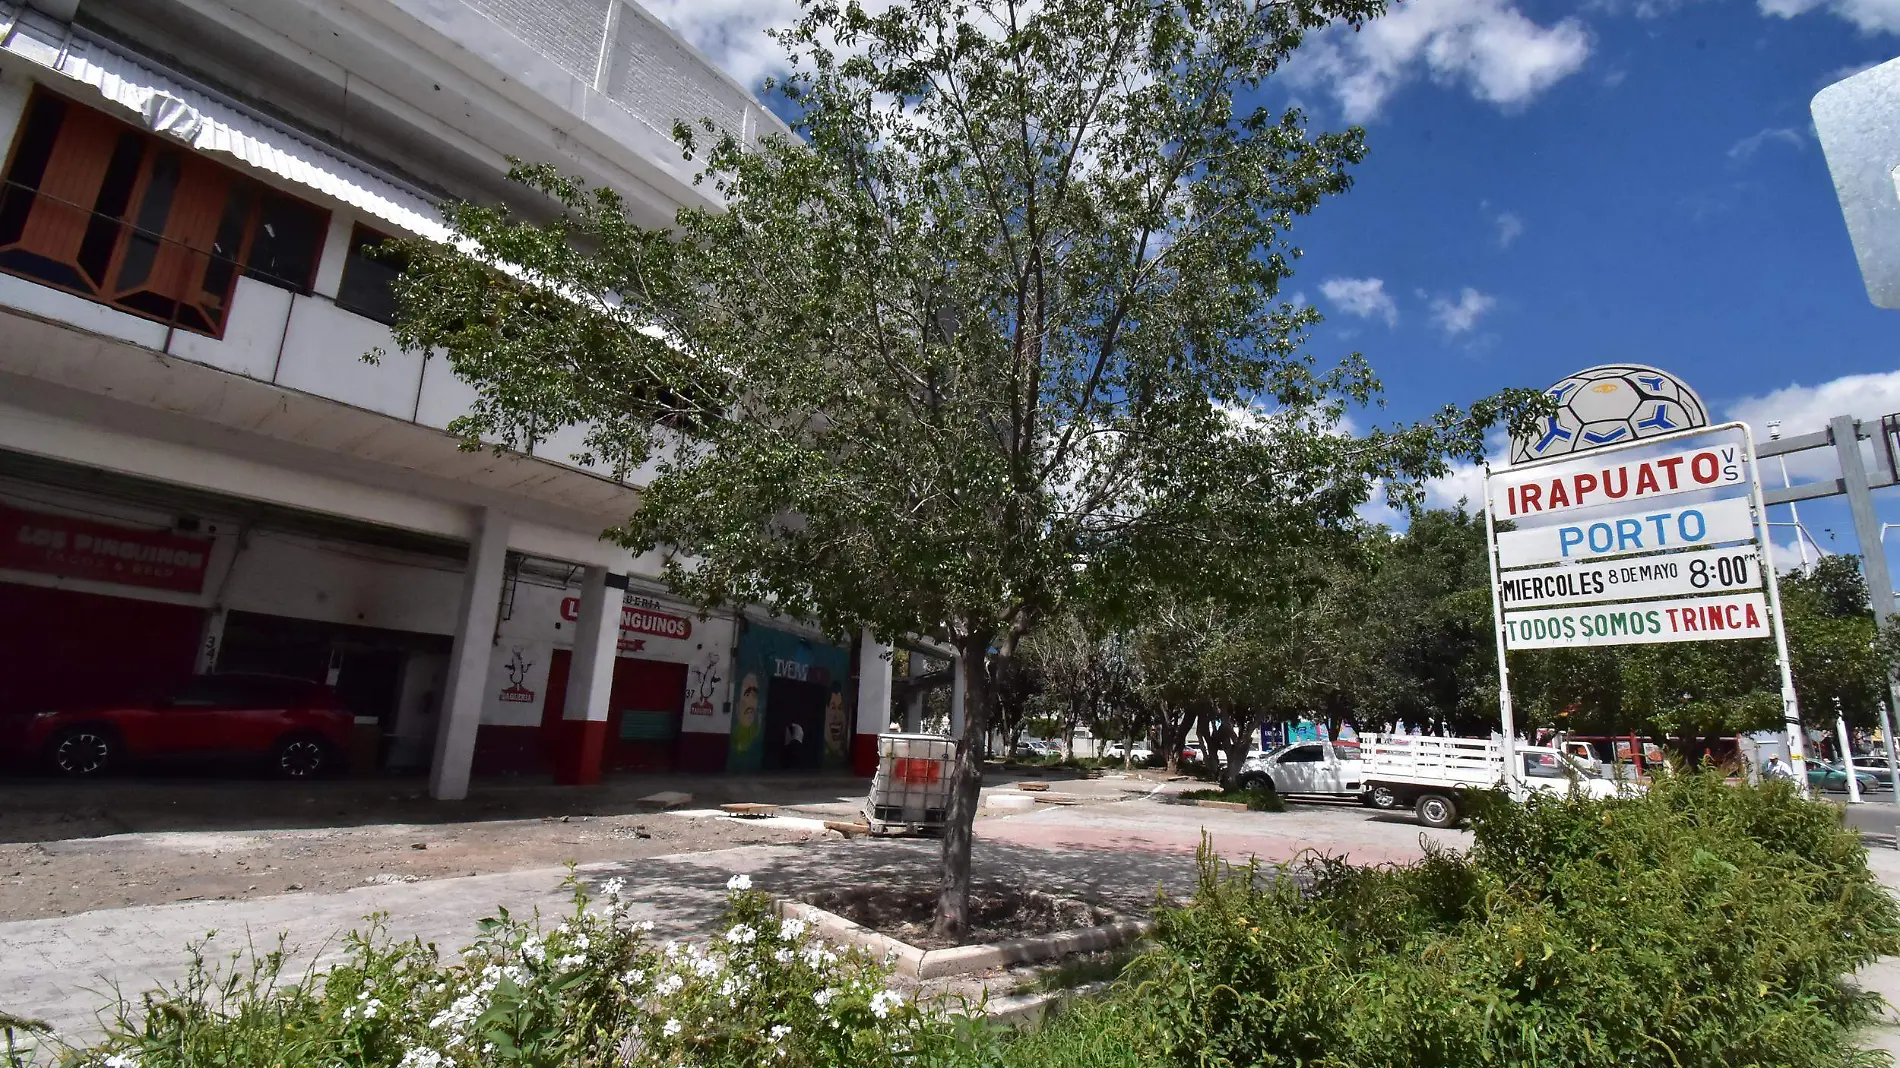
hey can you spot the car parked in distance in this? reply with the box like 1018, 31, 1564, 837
1235, 742, 1367, 804
1102, 743, 1153, 762
25, 674, 353, 779
1808, 759, 1879, 794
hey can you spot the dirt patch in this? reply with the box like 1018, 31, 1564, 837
802, 883, 1114, 949
0, 812, 826, 921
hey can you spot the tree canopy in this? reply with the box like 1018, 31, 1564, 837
389, 0, 1544, 936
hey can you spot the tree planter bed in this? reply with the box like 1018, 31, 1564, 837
778, 885, 1151, 979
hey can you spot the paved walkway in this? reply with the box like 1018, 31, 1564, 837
12, 792, 1898, 1057
5, 796, 1339, 1038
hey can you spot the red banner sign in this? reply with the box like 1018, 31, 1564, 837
1, 505, 211, 593
560, 597, 694, 641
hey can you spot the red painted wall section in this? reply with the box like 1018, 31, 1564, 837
0, 582, 202, 716
852, 733, 879, 777
471, 725, 541, 776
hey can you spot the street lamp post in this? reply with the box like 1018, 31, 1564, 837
1768, 421, 1813, 570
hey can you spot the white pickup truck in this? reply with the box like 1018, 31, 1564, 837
1360, 734, 1620, 828
1234, 741, 1369, 803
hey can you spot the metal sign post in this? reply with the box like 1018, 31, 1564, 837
1482, 466, 1518, 792
1744, 422, 1810, 790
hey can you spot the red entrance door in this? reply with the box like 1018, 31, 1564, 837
541, 653, 688, 782
606, 659, 688, 773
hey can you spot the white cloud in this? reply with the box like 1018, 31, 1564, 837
1495, 211, 1525, 248
638, 0, 801, 89
1286, 0, 1592, 121
1430, 287, 1498, 335
1723, 369, 1900, 482
1821, 60, 1884, 86
1320, 277, 1399, 326
1727, 127, 1806, 162
1759, 0, 1900, 35
1725, 369, 1900, 441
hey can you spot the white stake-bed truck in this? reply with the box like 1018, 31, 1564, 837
1361, 734, 1620, 828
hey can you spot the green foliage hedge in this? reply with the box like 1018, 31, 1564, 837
11, 774, 1894, 1068
1177, 787, 1286, 813
1017, 772, 1900, 1068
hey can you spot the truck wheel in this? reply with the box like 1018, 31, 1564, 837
1237, 772, 1272, 793
1365, 784, 1398, 810
1415, 794, 1459, 828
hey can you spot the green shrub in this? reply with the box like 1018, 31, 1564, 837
1177, 787, 1286, 813
34, 875, 960, 1068
20, 775, 1897, 1068
1047, 771, 1900, 1068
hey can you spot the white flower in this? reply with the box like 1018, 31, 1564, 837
602, 877, 626, 900
664, 940, 683, 959
773, 948, 794, 964
778, 918, 807, 940
655, 974, 685, 997
725, 924, 756, 945
398, 1051, 446, 1068
637, 919, 655, 933
620, 968, 646, 986
519, 936, 546, 964
691, 956, 721, 978
429, 992, 483, 1034
102, 1055, 140, 1068
813, 987, 838, 1008
726, 874, 753, 891
662, 1018, 682, 1037
769, 1024, 791, 1043
557, 953, 586, 971
870, 990, 905, 1019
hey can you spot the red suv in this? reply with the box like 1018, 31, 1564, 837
26, 674, 353, 779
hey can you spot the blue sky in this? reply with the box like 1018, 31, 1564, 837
649, 0, 1900, 574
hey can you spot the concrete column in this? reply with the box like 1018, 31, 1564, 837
193, 608, 226, 674
949, 653, 966, 740
429, 508, 512, 801
554, 566, 623, 785
853, 629, 893, 776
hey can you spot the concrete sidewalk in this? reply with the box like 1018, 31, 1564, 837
0, 798, 1239, 1038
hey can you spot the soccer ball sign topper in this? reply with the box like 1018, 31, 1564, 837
1508, 364, 1710, 465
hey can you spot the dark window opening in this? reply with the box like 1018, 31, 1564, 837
245, 193, 326, 292
335, 223, 406, 324
0, 88, 332, 336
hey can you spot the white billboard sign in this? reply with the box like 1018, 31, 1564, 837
1488, 442, 1747, 521
1494, 496, 1756, 569
1503, 592, 1773, 650
1498, 546, 1762, 610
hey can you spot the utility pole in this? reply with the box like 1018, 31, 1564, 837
1830, 415, 1900, 810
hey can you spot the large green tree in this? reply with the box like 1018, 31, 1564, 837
388, 0, 1539, 937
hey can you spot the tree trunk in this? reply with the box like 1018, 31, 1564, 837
1220, 717, 1256, 791
935, 643, 991, 942
1161, 709, 1191, 775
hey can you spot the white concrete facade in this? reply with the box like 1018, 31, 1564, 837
0, 0, 781, 790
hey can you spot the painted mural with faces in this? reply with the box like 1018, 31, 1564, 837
727, 622, 851, 773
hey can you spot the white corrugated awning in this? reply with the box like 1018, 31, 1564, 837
0, 3, 452, 243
